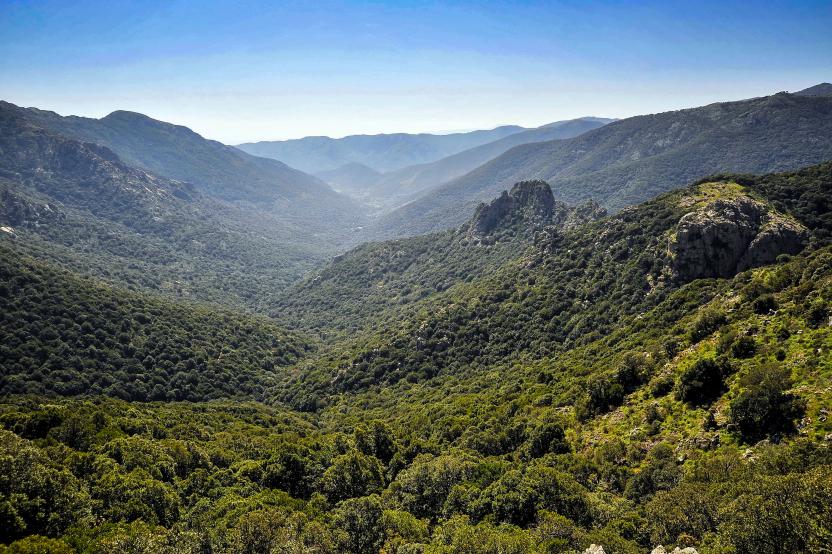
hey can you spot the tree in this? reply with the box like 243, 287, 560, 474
333, 495, 385, 554
677, 358, 729, 406
321, 451, 384, 503
524, 421, 569, 459
729, 365, 804, 443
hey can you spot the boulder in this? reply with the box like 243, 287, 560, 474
583, 545, 606, 554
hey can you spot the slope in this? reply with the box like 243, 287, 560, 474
0, 102, 331, 306
279, 162, 831, 407
0, 244, 311, 401
273, 181, 605, 338
374, 88, 832, 238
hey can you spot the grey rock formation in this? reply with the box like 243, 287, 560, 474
651, 547, 699, 554
583, 545, 606, 554
671, 196, 808, 282
467, 180, 605, 241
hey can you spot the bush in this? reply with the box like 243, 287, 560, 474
576, 375, 625, 420
730, 336, 757, 359
753, 294, 778, 315
677, 358, 729, 405
689, 308, 727, 343
729, 365, 804, 443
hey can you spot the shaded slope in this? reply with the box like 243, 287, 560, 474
0, 102, 331, 306
0, 245, 311, 400
4, 101, 364, 232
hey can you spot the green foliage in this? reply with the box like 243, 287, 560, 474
689, 308, 727, 343
321, 451, 385, 503
0, 246, 309, 401
677, 358, 729, 406
1, 162, 831, 553
729, 365, 804, 443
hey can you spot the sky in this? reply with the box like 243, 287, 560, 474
1, 0, 831, 144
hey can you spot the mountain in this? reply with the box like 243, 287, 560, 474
793, 82, 832, 96
314, 162, 383, 196
3, 101, 365, 233
281, 162, 831, 402
317, 117, 613, 207
373, 89, 832, 238
236, 125, 527, 173
273, 180, 604, 337
0, 102, 339, 306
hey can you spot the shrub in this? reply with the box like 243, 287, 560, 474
677, 358, 729, 405
689, 308, 727, 343
753, 294, 778, 315
729, 365, 804, 443
730, 336, 757, 359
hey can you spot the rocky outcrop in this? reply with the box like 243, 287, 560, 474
651, 547, 699, 554
670, 196, 808, 282
0, 187, 64, 229
467, 180, 605, 241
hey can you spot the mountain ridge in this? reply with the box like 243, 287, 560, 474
372, 89, 832, 238
236, 124, 529, 173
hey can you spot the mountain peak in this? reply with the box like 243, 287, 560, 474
467, 180, 556, 239
793, 83, 832, 97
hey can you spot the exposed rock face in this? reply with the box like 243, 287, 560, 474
467, 180, 605, 241
583, 545, 606, 554
671, 196, 808, 282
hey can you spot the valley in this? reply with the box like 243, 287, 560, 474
1, 83, 831, 554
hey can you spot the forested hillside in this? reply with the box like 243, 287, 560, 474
0, 245, 311, 401
0, 102, 350, 306
374, 89, 832, 238
1, 107, 831, 553
274, 181, 604, 338
282, 163, 830, 405
1, 164, 830, 553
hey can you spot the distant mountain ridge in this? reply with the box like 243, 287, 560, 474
371, 87, 832, 238
317, 117, 613, 207
1, 101, 364, 234
236, 125, 528, 173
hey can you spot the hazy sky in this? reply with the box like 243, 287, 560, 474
1, 0, 830, 143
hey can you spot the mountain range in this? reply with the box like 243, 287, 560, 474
2, 85, 832, 553
236, 124, 528, 173
372, 85, 832, 238
315, 117, 614, 208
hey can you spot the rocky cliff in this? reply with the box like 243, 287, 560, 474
467, 180, 605, 240
670, 195, 809, 282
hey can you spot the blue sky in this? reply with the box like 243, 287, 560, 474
1, 0, 830, 143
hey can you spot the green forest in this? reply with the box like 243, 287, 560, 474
2, 161, 831, 553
